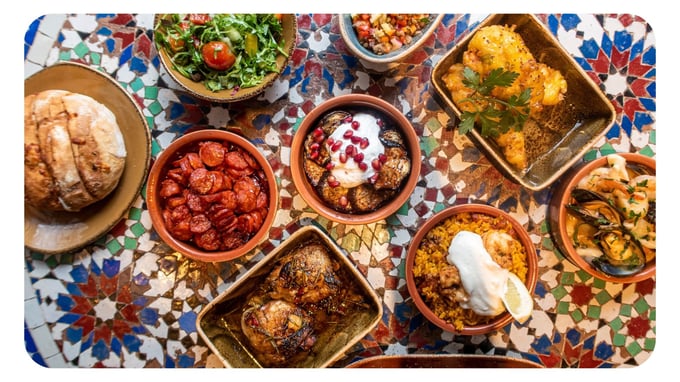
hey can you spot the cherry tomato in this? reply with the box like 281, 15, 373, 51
201, 41, 236, 71
167, 22, 189, 52
188, 14, 211, 25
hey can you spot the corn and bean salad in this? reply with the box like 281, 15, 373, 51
351, 14, 432, 55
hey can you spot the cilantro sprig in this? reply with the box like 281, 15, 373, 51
457, 67, 532, 138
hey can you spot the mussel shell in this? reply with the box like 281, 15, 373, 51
591, 230, 646, 277
591, 256, 646, 277
565, 200, 622, 229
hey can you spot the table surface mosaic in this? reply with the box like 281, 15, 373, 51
23, 13, 656, 369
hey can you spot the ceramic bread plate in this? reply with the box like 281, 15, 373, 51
431, 14, 616, 191
24, 61, 151, 254
196, 224, 383, 368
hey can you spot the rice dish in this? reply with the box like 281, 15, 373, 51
412, 211, 529, 330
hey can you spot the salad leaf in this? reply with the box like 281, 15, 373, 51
155, 14, 287, 92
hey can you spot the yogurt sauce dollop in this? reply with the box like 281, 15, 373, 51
327, 112, 386, 188
446, 230, 509, 316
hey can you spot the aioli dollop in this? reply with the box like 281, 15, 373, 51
446, 231, 509, 316
327, 112, 386, 188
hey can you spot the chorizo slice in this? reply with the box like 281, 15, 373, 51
225, 150, 249, 170
199, 141, 226, 167
186, 192, 208, 212
208, 170, 227, 194
166, 195, 187, 209
186, 152, 205, 170
194, 228, 221, 251
189, 214, 212, 233
159, 179, 182, 198
189, 167, 213, 194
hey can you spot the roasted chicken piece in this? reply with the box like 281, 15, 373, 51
264, 242, 342, 304
241, 298, 317, 367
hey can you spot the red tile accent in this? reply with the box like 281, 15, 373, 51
570, 284, 594, 306
627, 316, 651, 338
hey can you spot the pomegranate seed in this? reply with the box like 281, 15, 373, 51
369, 173, 379, 183
326, 162, 335, 170
313, 127, 324, 137
358, 162, 368, 171
350, 135, 362, 144
310, 142, 320, 151
329, 180, 340, 187
353, 152, 364, 162
309, 151, 319, 159
372, 158, 382, 170
351, 120, 360, 130
339, 195, 348, 206
344, 115, 353, 123
343, 130, 354, 139
339, 152, 348, 163
314, 134, 325, 143
345, 144, 355, 156
326, 137, 335, 146
331, 141, 343, 151
377, 119, 384, 127
359, 137, 369, 149
328, 175, 336, 183
379, 153, 387, 163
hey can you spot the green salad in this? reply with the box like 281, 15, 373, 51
154, 14, 288, 92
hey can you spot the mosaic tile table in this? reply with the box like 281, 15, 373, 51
23, 13, 656, 368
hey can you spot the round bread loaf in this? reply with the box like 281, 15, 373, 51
24, 89, 127, 212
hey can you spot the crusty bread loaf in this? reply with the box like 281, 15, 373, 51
24, 90, 127, 212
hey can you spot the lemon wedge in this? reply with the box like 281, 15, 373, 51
501, 272, 533, 324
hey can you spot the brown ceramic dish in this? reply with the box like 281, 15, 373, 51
290, 93, 421, 225
154, 14, 297, 103
430, 14, 616, 191
405, 203, 538, 335
347, 354, 543, 368
145, 129, 277, 262
24, 61, 151, 255
195, 224, 383, 367
548, 152, 656, 283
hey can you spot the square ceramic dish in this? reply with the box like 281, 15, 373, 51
431, 14, 616, 191
196, 224, 383, 368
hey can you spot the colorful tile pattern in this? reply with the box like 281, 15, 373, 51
23, 13, 656, 368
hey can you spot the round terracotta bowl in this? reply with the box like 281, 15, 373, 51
548, 153, 656, 283
405, 203, 538, 335
154, 14, 297, 103
146, 130, 278, 262
289, 93, 421, 225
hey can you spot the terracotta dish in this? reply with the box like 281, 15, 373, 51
405, 203, 538, 335
290, 93, 421, 225
548, 152, 656, 283
145, 129, 277, 262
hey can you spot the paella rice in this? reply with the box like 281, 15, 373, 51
412, 211, 529, 331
